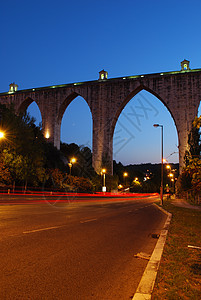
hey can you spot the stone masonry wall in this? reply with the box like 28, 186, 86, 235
0, 70, 200, 175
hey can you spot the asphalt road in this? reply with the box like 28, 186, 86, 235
0, 195, 167, 300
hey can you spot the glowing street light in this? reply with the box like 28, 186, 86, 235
45, 131, 50, 139
153, 124, 164, 205
101, 168, 106, 192
71, 157, 76, 164
68, 157, 77, 175
0, 131, 5, 139
123, 172, 128, 186
169, 172, 175, 192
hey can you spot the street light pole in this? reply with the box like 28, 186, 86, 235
101, 169, 106, 192
68, 162, 72, 175
161, 125, 164, 205
123, 172, 128, 187
68, 157, 76, 176
153, 124, 164, 205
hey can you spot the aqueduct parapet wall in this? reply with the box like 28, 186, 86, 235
1, 66, 201, 174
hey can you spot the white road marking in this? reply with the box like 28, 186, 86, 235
80, 218, 97, 224
132, 204, 172, 300
128, 204, 152, 213
23, 226, 62, 234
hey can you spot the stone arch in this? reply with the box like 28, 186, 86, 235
55, 92, 93, 149
17, 97, 35, 114
17, 97, 42, 121
57, 92, 92, 126
111, 85, 178, 141
198, 101, 201, 116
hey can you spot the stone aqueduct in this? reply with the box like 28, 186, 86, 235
0, 60, 201, 174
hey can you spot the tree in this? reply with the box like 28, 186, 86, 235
177, 116, 201, 201
60, 143, 95, 178
0, 104, 59, 189
0, 159, 12, 185
184, 118, 201, 165
193, 116, 201, 129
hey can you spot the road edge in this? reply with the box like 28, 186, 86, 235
132, 203, 172, 300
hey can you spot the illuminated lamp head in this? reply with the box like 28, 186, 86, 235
0, 131, 5, 139
45, 131, 50, 139
71, 157, 76, 164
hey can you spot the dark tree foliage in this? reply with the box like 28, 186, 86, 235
177, 117, 201, 199
184, 121, 201, 166
60, 142, 96, 178
0, 104, 65, 189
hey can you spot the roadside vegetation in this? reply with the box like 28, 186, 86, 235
152, 199, 201, 299
0, 104, 200, 195
0, 104, 95, 192
0, 104, 119, 192
177, 116, 201, 204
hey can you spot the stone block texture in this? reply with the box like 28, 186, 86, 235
0, 69, 201, 175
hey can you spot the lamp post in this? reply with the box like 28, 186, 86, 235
101, 168, 106, 192
153, 124, 164, 205
68, 157, 76, 175
123, 172, 128, 186
169, 172, 174, 189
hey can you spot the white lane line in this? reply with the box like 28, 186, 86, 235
128, 204, 152, 213
132, 205, 172, 300
23, 226, 62, 234
80, 218, 97, 224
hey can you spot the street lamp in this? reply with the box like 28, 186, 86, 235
153, 124, 164, 205
101, 168, 106, 192
68, 157, 76, 175
123, 172, 128, 186
0, 131, 5, 139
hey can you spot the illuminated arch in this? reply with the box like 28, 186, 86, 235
57, 92, 79, 125
111, 85, 178, 140
17, 97, 35, 114
17, 97, 42, 123
112, 87, 179, 164
57, 92, 92, 125
58, 92, 93, 146
198, 101, 201, 117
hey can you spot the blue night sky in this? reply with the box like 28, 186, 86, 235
1, 0, 201, 165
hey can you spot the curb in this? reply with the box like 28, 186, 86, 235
132, 204, 172, 300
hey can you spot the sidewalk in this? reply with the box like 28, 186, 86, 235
171, 197, 201, 211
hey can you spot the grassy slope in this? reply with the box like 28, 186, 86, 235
152, 201, 201, 299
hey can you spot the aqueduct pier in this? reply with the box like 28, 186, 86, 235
0, 60, 201, 174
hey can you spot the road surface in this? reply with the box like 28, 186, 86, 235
0, 194, 167, 299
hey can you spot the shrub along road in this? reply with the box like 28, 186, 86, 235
152, 199, 201, 299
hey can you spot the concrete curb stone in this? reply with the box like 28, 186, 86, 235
132, 204, 172, 300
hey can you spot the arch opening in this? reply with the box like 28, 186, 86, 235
60, 95, 92, 150
26, 101, 42, 127
18, 98, 42, 127
113, 90, 179, 166
198, 101, 201, 117
197, 101, 201, 138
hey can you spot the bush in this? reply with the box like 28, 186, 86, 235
63, 175, 93, 192
48, 170, 93, 192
